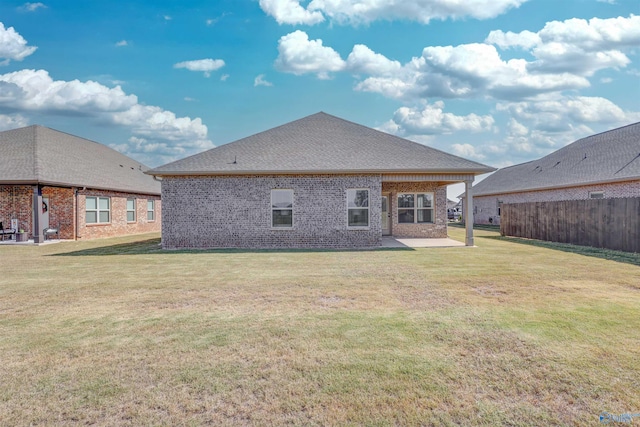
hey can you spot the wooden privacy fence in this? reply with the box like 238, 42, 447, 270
500, 197, 640, 253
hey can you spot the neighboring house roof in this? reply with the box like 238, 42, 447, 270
0, 125, 160, 195
470, 122, 640, 197
147, 112, 495, 176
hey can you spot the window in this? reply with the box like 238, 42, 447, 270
147, 200, 155, 221
398, 193, 434, 224
589, 191, 604, 199
347, 189, 369, 227
272, 189, 293, 228
497, 200, 503, 216
126, 198, 136, 222
86, 196, 110, 224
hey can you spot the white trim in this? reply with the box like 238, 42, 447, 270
147, 199, 155, 221
397, 192, 434, 224
346, 188, 370, 229
271, 189, 294, 229
126, 198, 136, 223
86, 196, 111, 224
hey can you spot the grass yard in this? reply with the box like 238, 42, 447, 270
0, 228, 638, 426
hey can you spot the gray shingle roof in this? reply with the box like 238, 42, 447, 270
0, 125, 160, 195
147, 112, 494, 176
472, 122, 640, 197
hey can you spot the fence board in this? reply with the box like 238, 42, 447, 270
500, 197, 640, 253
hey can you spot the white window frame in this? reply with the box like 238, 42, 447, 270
86, 196, 110, 224
147, 200, 155, 221
126, 198, 136, 223
271, 189, 294, 229
397, 192, 435, 224
347, 188, 370, 229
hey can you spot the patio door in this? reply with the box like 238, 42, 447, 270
42, 196, 50, 230
381, 194, 391, 236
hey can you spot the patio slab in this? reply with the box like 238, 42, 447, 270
382, 236, 467, 248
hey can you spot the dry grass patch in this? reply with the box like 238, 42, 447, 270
0, 229, 638, 426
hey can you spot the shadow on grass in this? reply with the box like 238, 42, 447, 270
481, 235, 640, 267
51, 238, 414, 256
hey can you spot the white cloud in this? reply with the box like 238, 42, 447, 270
0, 69, 212, 165
173, 58, 225, 77
260, 0, 527, 25
498, 95, 640, 131
486, 15, 640, 76
0, 22, 37, 65
115, 40, 128, 47
346, 44, 401, 76
275, 30, 346, 79
19, 2, 46, 12
0, 69, 137, 112
220, 74, 229, 81
254, 74, 273, 87
163, 15, 172, 21
259, 0, 325, 25
387, 101, 495, 136
0, 114, 28, 130
485, 30, 540, 49
451, 143, 486, 160
110, 105, 212, 161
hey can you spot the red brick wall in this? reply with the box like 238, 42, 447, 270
76, 189, 161, 239
1, 185, 161, 240
0, 185, 32, 233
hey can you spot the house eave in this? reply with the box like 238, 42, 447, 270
473, 176, 640, 198
146, 167, 496, 178
0, 179, 160, 196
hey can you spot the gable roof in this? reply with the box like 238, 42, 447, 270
147, 112, 494, 176
471, 122, 640, 197
0, 125, 160, 195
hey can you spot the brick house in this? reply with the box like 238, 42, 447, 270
0, 125, 161, 243
147, 112, 494, 249
468, 122, 640, 225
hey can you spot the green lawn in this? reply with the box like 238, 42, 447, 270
0, 229, 638, 426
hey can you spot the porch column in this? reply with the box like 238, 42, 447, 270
464, 179, 474, 246
32, 185, 44, 244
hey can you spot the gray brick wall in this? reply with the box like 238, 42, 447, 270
161, 174, 382, 249
473, 179, 640, 225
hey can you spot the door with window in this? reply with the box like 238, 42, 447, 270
42, 196, 50, 230
381, 194, 391, 236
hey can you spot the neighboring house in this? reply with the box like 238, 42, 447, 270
0, 125, 161, 243
147, 112, 494, 249
468, 122, 640, 225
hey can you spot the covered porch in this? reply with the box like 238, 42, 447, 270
380, 173, 476, 246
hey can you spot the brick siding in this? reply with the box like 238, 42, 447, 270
382, 182, 448, 238
160, 175, 451, 249
473, 179, 640, 225
161, 175, 382, 249
0, 185, 161, 240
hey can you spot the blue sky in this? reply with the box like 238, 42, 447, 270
1, 0, 639, 198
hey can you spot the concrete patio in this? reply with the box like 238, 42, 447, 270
382, 236, 468, 248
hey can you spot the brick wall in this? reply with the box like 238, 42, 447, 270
77, 189, 161, 239
382, 182, 448, 238
1, 185, 161, 240
0, 185, 32, 233
473, 179, 640, 225
161, 175, 382, 249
